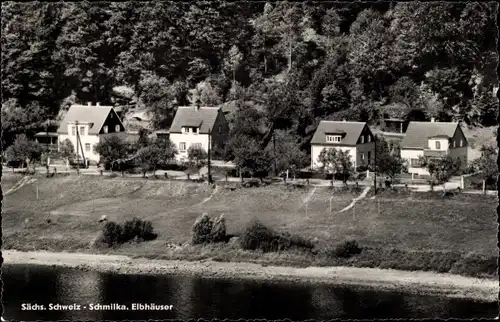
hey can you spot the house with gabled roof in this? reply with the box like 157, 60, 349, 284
310, 120, 376, 170
57, 103, 126, 164
400, 119, 468, 176
169, 105, 230, 162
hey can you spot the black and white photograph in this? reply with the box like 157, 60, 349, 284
1, 1, 498, 320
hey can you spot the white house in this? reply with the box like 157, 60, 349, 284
56, 103, 126, 164
310, 120, 376, 170
169, 105, 230, 162
400, 119, 469, 176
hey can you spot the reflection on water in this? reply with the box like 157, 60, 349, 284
2, 264, 497, 320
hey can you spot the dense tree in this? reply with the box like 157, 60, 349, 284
187, 145, 208, 176
4, 134, 43, 173
317, 148, 355, 186
374, 137, 407, 180
58, 138, 76, 168
1, 2, 497, 155
470, 145, 497, 184
420, 155, 462, 191
94, 135, 132, 172
135, 138, 177, 178
267, 129, 309, 177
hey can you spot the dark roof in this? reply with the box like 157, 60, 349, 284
311, 121, 367, 146
401, 121, 460, 149
169, 106, 220, 134
57, 104, 121, 135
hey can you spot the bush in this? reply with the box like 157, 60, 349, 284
239, 218, 313, 253
192, 213, 214, 244
101, 218, 157, 247
122, 217, 157, 242
332, 240, 363, 258
211, 214, 227, 243
101, 221, 123, 247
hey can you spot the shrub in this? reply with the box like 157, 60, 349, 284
101, 221, 123, 247
122, 217, 157, 242
192, 213, 214, 244
239, 218, 313, 253
333, 240, 363, 258
211, 214, 227, 243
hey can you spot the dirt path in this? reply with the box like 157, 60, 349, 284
200, 184, 219, 204
337, 187, 371, 213
2, 250, 496, 302
4, 176, 37, 196
301, 186, 317, 207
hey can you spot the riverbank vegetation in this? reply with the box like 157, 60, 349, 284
2, 174, 496, 279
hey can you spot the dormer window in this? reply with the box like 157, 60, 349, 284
193, 127, 198, 135
182, 127, 188, 134
326, 135, 342, 143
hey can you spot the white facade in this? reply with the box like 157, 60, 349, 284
427, 138, 449, 151
170, 129, 211, 162
59, 122, 101, 163
311, 145, 357, 170
400, 148, 428, 176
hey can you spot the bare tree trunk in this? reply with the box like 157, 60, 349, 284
239, 167, 243, 183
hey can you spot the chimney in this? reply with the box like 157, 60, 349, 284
431, 117, 435, 123
87, 102, 92, 107
96, 102, 100, 107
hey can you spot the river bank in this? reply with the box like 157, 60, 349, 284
2, 250, 497, 303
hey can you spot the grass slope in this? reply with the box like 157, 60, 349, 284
2, 174, 497, 278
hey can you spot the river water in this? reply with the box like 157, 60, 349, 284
2, 264, 497, 320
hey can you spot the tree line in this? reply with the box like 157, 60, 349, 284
2, 1, 497, 182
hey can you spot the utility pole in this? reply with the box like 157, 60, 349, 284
46, 120, 50, 175
374, 134, 377, 195
273, 132, 277, 176
208, 131, 212, 185
75, 121, 80, 174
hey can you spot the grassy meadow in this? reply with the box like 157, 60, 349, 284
2, 173, 497, 278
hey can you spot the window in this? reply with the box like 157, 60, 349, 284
410, 158, 422, 167
218, 125, 222, 134
115, 125, 120, 132
450, 140, 454, 148
361, 136, 364, 144
72, 126, 76, 136
326, 135, 342, 143
193, 127, 198, 135
85, 143, 91, 152
182, 127, 188, 134
367, 151, 371, 161
103, 126, 108, 134
367, 135, 371, 142
80, 126, 85, 136
361, 153, 365, 163
192, 143, 202, 149
435, 141, 441, 150
460, 139, 463, 147
179, 142, 186, 152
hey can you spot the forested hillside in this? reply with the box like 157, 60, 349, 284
2, 1, 498, 150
